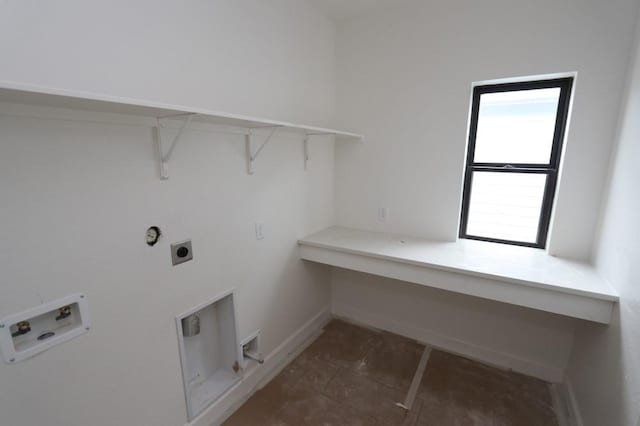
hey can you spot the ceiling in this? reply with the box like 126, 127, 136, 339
308, 0, 401, 21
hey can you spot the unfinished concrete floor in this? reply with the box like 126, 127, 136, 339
223, 319, 559, 426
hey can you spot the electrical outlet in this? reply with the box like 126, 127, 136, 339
255, 222, 264, 240
378, 207, 388, 222
171, 240, 193, 266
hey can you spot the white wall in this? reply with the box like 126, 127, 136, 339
566, 19, 640, 426
334, 0, 638, 260
0, 0, 336, 127
330, 0, 639, 384
0, 1, 336, 426
331, 269, 575, 382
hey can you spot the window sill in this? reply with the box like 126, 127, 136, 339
298, 226, 617, 324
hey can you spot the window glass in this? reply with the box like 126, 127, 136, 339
466, 172, 547, 243
473, 88, 560, 164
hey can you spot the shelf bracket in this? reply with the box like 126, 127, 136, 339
303, 135, 309, 170
154, 113, 196, 180
245, 126, 280, 175
303, 132, 334, 171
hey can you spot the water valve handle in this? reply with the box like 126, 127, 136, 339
11, 321, 31, 337
56, 306, 72, 321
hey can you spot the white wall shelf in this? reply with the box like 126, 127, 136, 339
298, 227, 618, 324
0, 81, 363, 178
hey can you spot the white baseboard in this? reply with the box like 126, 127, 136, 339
186, 306, 332, 426
333, 302, 564, 383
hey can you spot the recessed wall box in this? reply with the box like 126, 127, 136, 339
0, 293, 91, 363
240, 330, 263, 367
176, 290, 241, 421
171, 240, 193, 266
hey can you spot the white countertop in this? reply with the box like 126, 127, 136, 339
299, 226, 617, 304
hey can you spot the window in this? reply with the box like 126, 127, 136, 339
459, 78, 573, 248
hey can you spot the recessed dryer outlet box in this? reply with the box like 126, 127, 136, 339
171, 240, 193, 266
0, 293, 91, 363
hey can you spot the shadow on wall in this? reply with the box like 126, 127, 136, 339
330, 267, 576, 382
569, 304, 631, 426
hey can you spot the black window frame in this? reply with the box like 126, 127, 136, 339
459, 77, 574, 249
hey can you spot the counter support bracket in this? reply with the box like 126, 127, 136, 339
304, 135, 309, 170
303, 133, 334, 171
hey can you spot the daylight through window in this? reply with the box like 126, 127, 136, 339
459, 78, 573, 248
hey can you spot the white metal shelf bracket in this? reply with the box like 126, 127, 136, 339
303, 135, 309, 170
303, 132, 334, 171
154, 113, 196, 179
245, 126, 281, 175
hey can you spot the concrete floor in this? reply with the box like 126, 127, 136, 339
223, 319, 559, 425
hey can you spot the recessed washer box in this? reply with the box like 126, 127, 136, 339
0, 293, 91, 363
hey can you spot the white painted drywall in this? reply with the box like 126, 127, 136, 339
565, 18, 640, 426
0, 1, 336, 425
329, 0, 638, 384
0, 0, 336, 127
331, 268, 576, 382
334, 0, 639, 261
308, 0, 402, 21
